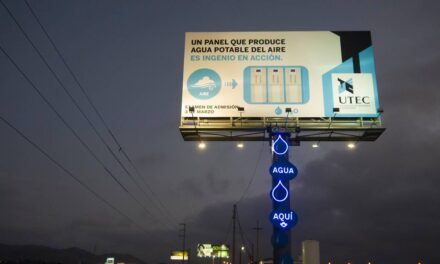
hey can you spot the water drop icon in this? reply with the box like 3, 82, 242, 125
272, 134, 289, 155
271, 180, 289, 202
275, 106, 282, 115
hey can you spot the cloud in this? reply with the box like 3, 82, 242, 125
190, 76, 216, 89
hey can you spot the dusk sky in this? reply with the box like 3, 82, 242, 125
1, 0, 440, 264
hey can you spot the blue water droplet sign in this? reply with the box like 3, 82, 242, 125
272, 134, 289, 155
271, 180, 289, 202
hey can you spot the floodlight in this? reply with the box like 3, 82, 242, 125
285, 108, 292, 113
312, 143, 319, 148
237, 106, 245, 112
189, 106, 195, 113
347, 142, 356, 149
198, 142, 206, 149
332, 107, 340, 112
237, 142, 244, 148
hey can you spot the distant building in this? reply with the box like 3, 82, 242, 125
302, 240, 320, 264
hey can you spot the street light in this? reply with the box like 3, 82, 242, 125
347, 142, 356, 149
239, 246, 245, 264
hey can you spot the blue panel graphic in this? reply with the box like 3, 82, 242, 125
322, 46, 380, 117
322, 58, 354, 117
359, 47, 380, 115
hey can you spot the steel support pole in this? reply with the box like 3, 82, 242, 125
271, 133, 292, 264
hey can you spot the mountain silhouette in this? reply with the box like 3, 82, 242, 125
0, 243, 146, 264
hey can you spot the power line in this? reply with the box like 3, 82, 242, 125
0, 38, 158, 225
237, 141, 266, 204
0, 0, 178, 230
0, 0, 159, 221
0, 114, 171, 262
23, 0, 177, 225
0, 114, 152, 239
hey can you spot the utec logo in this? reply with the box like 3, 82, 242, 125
336, 76, 370, 105
338, 78, 354, 94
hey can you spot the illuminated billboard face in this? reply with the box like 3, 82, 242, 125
197, 244, 229, 258
170, 251, 188, 261
181, 31, 380, 118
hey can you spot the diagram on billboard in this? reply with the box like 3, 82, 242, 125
243, 66, 309, 104
181, 31, 380, 118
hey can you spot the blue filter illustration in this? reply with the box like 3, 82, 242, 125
244, 66, 309, 104
250, 68, 267, 102
187, 68, 221, 100
268, 68, 284, 103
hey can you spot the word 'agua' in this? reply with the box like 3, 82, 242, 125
272, 166, 295, 174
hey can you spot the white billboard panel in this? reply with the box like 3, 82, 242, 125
197, 244, 229, 258
181, 31, 380, 118
170, 251, 188, 261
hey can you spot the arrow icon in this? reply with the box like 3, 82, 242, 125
225, 79, 238, 89
231, 79, 237, 89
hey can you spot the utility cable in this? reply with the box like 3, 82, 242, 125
237, 141, 265, 204
0, 40, 158, 224
0, 114, 171, 260
0, 114, 154, 240
0, 0, 178, 229
23, 0, 177, 225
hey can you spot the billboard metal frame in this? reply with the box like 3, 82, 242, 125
179, 115, 384, 143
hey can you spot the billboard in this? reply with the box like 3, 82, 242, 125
170, 251, 189, 261
197, 244, 229, 258
181, 31, 380, 118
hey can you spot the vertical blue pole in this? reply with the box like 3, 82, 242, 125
271, 133, 292, 264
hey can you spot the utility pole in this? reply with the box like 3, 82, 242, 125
232, 204, 237, 264
250, 243, 254, 264
252, 221, 263, 264
179, 223, 186, 264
